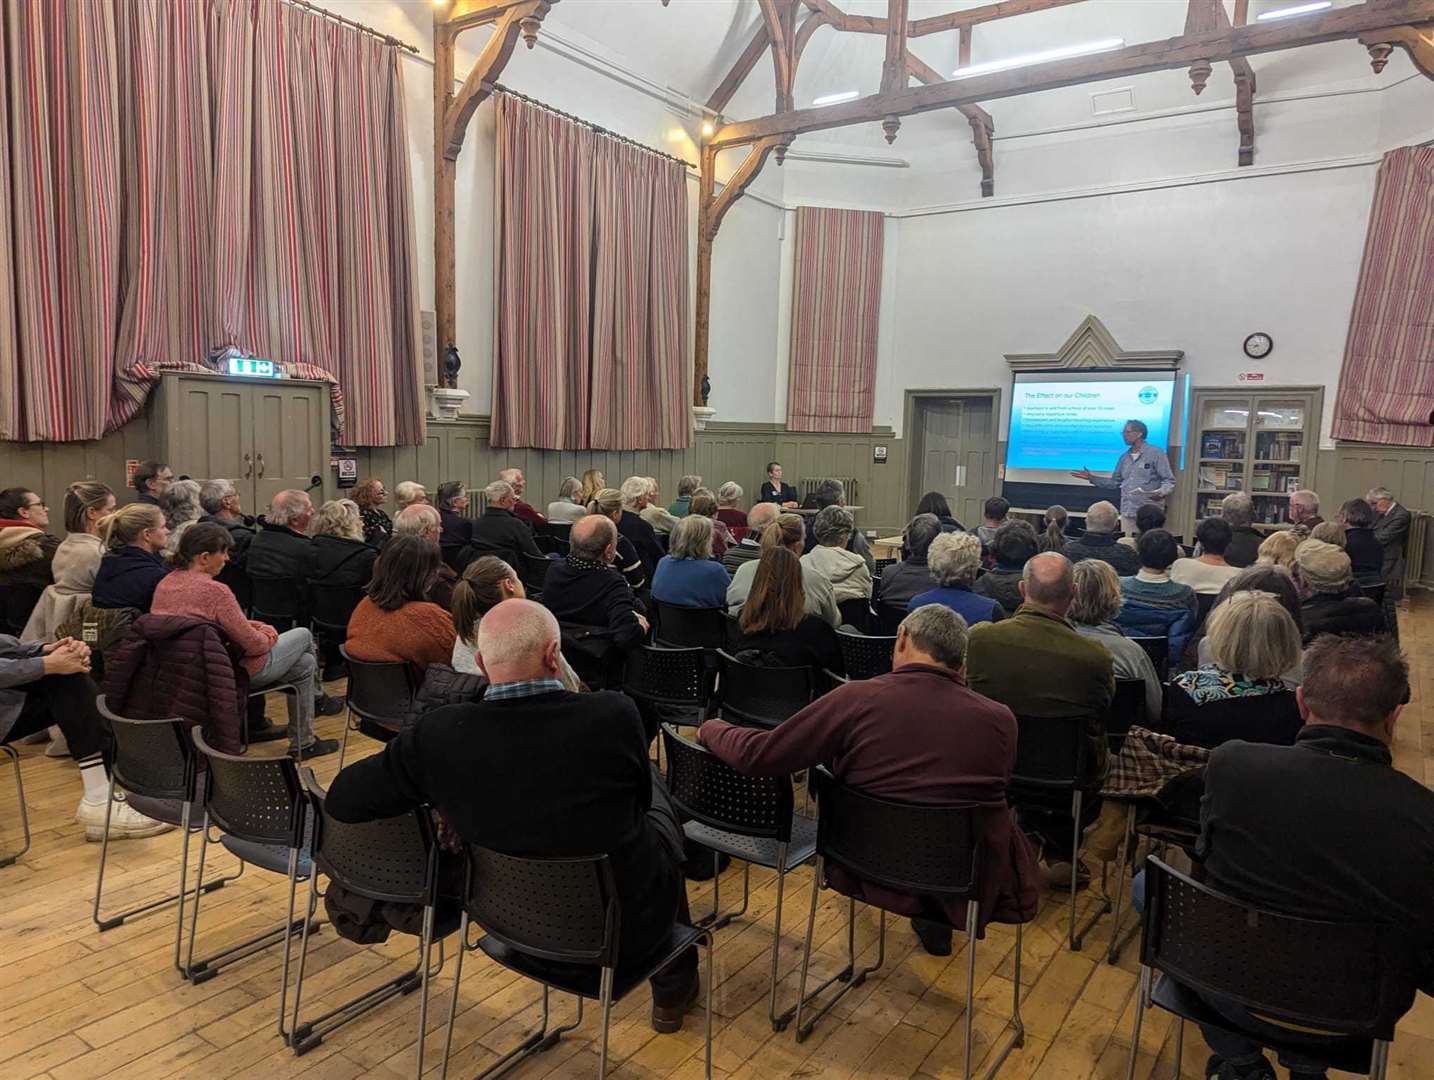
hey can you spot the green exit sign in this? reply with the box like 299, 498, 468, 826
226, 357, 279, 378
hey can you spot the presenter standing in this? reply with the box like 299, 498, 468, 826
1069, 420, 1175, 534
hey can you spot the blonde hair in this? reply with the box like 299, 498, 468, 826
761, 513, 805, 552
100, 503, 165, 552
586, 487, 623, 517
927, 531, 982, 587
312, 499, 364, 542
578, 469, 606, 505
1256, 530, 1299, 569
668, 514, 714, 561
1206, 590, 1301, 680
1068, 559, 1122, 626
64, 480, 114, 535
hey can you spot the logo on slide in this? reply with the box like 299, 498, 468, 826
1138, 386, 1159, 405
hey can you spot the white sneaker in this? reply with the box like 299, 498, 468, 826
75, 797, 176, 842
45, 730, 71, 757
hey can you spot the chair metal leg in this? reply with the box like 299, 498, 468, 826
1070, 789, 1111, 951
461, 974, 584, 1080
0, 744, 30, 868
597, 966, 615, 1078
699, 855, 751, 933
414, 904, 436, 1080
336, 706, 355, 772
1370, 1038, 1390, 1080
769, 845, 793, 1031
968, 910, 1026, 1080
795, 893, 885, 1043
1106, 803, 1137, 965
1170, 1018, 1184, 1079
1125, 966, 1152, 1080
276, 846, 304, 1040
965, 901, 978, 1080
703, 926, 714, 1079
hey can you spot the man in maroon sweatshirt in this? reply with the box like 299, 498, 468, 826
698, 604, 1038, 955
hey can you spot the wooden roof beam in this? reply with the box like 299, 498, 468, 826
906, 50, 995, 195
1361, 23, 1434, 77
1184, 0, 1258, 165
909, 0, 1090, 36
441, 0, 552, 160
706, 20, 771, 114
711, 0, 1434, 148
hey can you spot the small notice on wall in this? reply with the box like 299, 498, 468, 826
1236, 371, 1266, 382
125, 460, 139, 489
872, 445, 888, 465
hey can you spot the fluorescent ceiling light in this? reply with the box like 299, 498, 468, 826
812, 90, 861, 106
1256, 1, 1332, 20
953, 37, 1125, 78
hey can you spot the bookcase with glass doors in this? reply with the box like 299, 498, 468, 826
1189, 387, 1323, 525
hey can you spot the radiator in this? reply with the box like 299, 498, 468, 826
800, 477, 859, 505
1409, 511, 1430, 591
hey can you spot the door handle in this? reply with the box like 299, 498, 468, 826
243, 452, 253, 479
256, 452, 265, 479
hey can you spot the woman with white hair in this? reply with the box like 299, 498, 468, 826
801, 505, 872, 608
715, 481, 748, 541
159, 479, 203, 558
909, 531, 1002, 626
1068, 559, 1161, 724
651, 514, 728, 609
309, 499, 378, 591
547, 476, 587, 524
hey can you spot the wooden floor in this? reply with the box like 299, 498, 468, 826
3, 600, 1433, 1080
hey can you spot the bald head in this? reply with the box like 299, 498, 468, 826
476, 599, 562, 684
396, 503, 441, 542
746, 502, 779, 531
571, 514, 618, 563
1020, 552, 1075, 614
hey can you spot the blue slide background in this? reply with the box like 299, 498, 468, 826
1007, 377, 1175, 474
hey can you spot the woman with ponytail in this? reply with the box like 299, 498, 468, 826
586, 488, 647, 592
450, 555, 581, 690
1040, 505, 1068, 555
22, 482, 115, 641
91, 504, 170, 613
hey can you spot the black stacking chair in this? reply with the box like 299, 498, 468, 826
308, 581, 364, 657
662, 725, 817, 1032
92, 698, 242, 964
1127, 857, 1410, 1080
873, 557, 898, 576
1009, 713, 1102, 950
542, 521, 572, 546
835, 628, 896, 679
836, 597, 872, 632
1130, 636, 1169, 681
289, 773, 449, 1072
440, 542, 470, 574
439, 845, 713, 1079
794, 769, 1025, 1080
336, 645, 417, 770
185, 729, 316, 1007
1193, 591, 1217, 631
652, 600, 729, 650
1362, 581, 1387, 606
518, 551, 555, 594
250, 573, 303, 632
874, 599, 907, 635
714, 649, 815, 729
622, 644, 715, 734
1085, 678, 1151, 964
0, 742, 28, 869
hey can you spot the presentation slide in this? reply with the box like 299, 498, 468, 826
1005, 371, 1176, 485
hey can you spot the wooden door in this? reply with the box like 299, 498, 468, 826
251, 384, 326, 512
173, 378, 255, 507
915, 396, 994, 528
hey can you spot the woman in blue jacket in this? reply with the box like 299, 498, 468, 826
651, 515, 729, 610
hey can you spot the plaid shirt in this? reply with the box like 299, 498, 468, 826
1101, 725, 1209, 799
483, 677, 566, 702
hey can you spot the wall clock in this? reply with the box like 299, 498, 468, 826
1243, 332, 1273, 360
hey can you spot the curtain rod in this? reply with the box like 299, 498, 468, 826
494, 85, 696, 168
282, 0, 421, 55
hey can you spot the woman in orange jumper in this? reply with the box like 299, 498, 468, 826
345, 534, 457, 676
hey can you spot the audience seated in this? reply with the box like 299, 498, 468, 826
966, 553, 1113, 880
585, 488, 648, 592
345, 534, 458, 675
310, 499, 379, 591
326, 598, 701, 1033
198, 478, 256, 607
466, 480, 544, 571
1039, 505, 1068, 555
3, 632, 171, 840
394, 480, 428, 511
1339, 497, 1384, 585
1162, 591, 1301, 751
721, 502, 778, 576
1294, 538, 1384, 642
497, 467, 545, 528
395, 504, 457, 609
1171, 516, 1241, 595
802, 506, 873, 607
1309, 520, 1346, 547
92, 504, 170, 613
915, 491, 964, 533
668, 475, 701, 519
910, 531, 1001, 626
730, 547, 842, 674
687, 490, 732, 558
652, 516, 728, 609
352, 479, 393, 546
1116, 529, 1198, 660
617, 477, 666, 580
1068, 560, 1161, 725
759, 460, 799, 507
540, 515, 649, 647
1255, 529, 1298, 570
877, 513, 942, 612
699, 604, 1036, 956
801, 479, 873, 569
547, 476, 587, 524
973, 521, 1038, 616
975, 495, 1009, 550
1062, 500, 1139, 576
727, 514, 838, 627
1185, 635, 1434, 1079
449, 555, 583, 690
1287, 488, 1323, 536
23, 481, 114, 642
578, 468, 607, 507
152, 523, 334, 756
0, 487, 61, 626
1196, 566, 1304, 676
640, 476, 679, 535
714, 482, 748, 539
1115, 503, 1166, 551
436, 480, 475, 550
131, 460, 172, 507
1220, 492, 1264, 568
246, 490, 318, 616
158, 479, 203, 559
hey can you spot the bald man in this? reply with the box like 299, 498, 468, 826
540, 515, 649, 652
325, 599, 701, 1033
721, 501, 780, 575
497, 467, 546, 528
966, 552, 1114, 881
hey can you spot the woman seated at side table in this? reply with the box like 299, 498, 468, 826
652, 515, 729, 609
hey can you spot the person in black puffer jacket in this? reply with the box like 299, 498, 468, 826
92, 504, 170, 613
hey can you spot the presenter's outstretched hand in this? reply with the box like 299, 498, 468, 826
1070, 468, 1096, 483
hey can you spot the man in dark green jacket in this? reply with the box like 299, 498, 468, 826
966, 552, 1113, 880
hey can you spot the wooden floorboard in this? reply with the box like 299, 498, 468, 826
0, 597, 1429, 1079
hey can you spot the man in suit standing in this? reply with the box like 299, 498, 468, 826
1368, 486, 1411, 639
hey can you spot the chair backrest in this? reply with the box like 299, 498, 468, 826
308, 582, 365, 632
873, 557, 898, 576
191, 727, 305, 846
96, 694, 195, 803
835, 597, 872, 634
811, 767, 979, 899
1107, 678, 1147, 755
463, 844, 619, 968
542, 522, 572, 545
249, 573, 301, 623
340, 644, 417, 728
1140, 856, 1414, 1040
302, 771, 436, 905
652, 600, 729, 650
518, 551, 554, 593
0, 582, 45, 636
1130, 635, 1170, 680
621, 644, 713, 708
661, 725, 793, 842
715, 648, 814, 728
836, 629, 896, 679
873, 599, 907, 636
1194, 591, 1217, 629
1361, 582, 1387, 606
1011, 714, 1089, 791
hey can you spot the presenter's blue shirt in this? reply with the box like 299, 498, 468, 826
1099, 442, 1176, 518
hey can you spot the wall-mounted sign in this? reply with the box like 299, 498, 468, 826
872, 445, 888, 464
1236, 371, 1266, 383
125, 459, 139, 488
227, 356, 279, 378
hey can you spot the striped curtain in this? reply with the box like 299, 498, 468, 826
1331, 146, 1434, 446
786, 207, 884, 433
0, 0, 424, 446
492, 94, 690, 450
